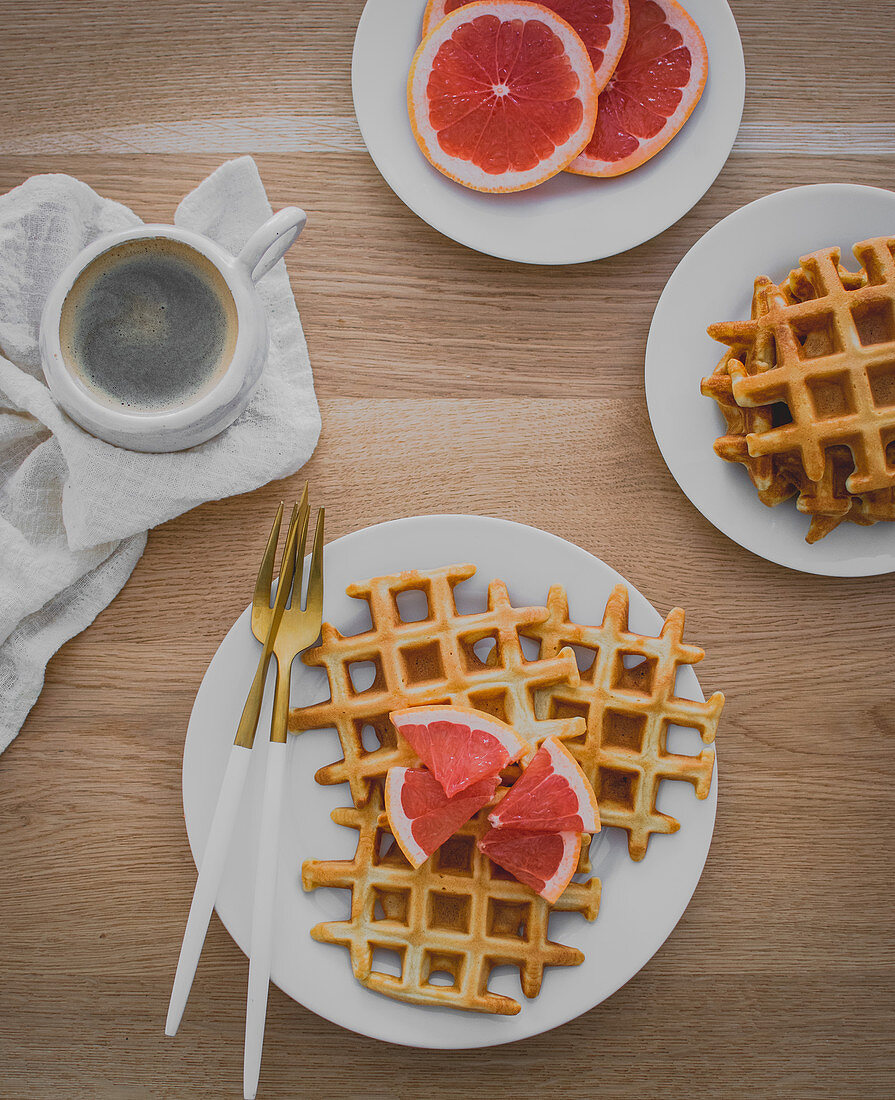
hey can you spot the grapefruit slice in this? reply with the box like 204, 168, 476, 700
478, 826, 581, 902
421, 0, 630, 96
407, 0, 599, 193
488, 736, 600, 833
390, 704, 528, 798
567, 0, 707, 177
385, 766, 499, 868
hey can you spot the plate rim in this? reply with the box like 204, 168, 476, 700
350, 0, 746, 265
181, 513, 719, 1047
644, 182, 895, 578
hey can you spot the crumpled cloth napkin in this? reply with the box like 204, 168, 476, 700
0, 156, 321, 752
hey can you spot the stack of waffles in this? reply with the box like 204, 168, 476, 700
291, 563, 724, 1014
701, 236, 895, 542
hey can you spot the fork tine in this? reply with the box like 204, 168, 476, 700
271, 502, 301, 617
290, 482, 311, 608
305, 508, 325, 623
253, 502, 284, 610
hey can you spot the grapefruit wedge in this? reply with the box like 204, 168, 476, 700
390, 704, 528, 798
421, 0, 630, 95
567, 0, 707, 177
408, 0, 599, 192
385, 766, 499, 868
478, 826, 581, 903
488, 736, 600, 833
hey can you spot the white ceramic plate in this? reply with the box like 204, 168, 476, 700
645, 183, 895, 577
351, 0, 745, 264
181, 515, 718, 1047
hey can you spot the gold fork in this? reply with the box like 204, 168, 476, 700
166, 500, 302, 1038
244, 488, 324, 1100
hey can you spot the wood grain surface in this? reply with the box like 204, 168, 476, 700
1, 1, 893, 1097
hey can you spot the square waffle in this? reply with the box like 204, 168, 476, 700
302, 781, 601, 1016
288, 563, 586, 808
525, 583, 724, 861
702, 238, 895, 541
296, 566, 720, 1014
708, 237, 895, 492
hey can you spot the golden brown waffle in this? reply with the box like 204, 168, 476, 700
701, 276, 803, 508
702, 351, 894, 542
288, 563, 586, 808
702, 240, 895, 542
795, 442, 895, 542
708, 237, 895, 496
302, 781, 601, 1015
525, 584, 724, 861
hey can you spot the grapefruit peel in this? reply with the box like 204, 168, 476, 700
477, 736, 600, 903
385, 766, 499, 868
488, 735, 600, 833
390, 704, 528, 797
567, 0, 707, 177
407, 0, 599, 193
478, 827, 582, 903
421, 0, 631, 97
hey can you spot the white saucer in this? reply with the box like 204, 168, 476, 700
645, 183, 895, 577
181, 515, 718, 1047
351, 0, 744, 264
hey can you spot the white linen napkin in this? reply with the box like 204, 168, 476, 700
0, 156, 321, 752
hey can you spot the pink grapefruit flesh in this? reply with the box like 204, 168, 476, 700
567, 0, 707, 177
390, 704, 528, 797
408, 0, 599, 192
488, 735, 600, 833
385, 766, 498, 868
478, 826, 582, 902
422, 0, 630, 94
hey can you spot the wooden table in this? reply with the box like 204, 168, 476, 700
1, 2, 893, 1096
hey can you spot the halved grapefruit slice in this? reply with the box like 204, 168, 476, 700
385, 766, 499, 868
408, 0, 599, 193
488, 736, 600, 833
567, 0, 707, 177
390, 704, 528, 798
421, 0, 630, 96
478, 826, 581, 902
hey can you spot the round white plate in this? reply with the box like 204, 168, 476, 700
182, 515, 718, 1047
645, 183, 895, 577
351, 0, 744, 264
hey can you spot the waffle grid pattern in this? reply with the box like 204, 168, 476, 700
302, 783, 601, 1015
701, 275, 800, 506
709, 238, 895, 496
528, 584, 724, 861
702, 241, 895, 541
289, 563, 586, 807
296, 565, 721, 1012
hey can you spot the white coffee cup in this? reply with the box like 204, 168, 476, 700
38, 206, 306, 452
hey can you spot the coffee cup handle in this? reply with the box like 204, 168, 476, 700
237, 207, 307, 283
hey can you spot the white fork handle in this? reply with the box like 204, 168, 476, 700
165, 743, 253, 1037
243, 738, 288, 1100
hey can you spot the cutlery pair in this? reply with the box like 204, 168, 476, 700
166, 487, 324, 1100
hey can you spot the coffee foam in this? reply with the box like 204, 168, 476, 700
58, 237, 239, 413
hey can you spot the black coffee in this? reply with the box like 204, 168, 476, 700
59, 238, 238, 412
